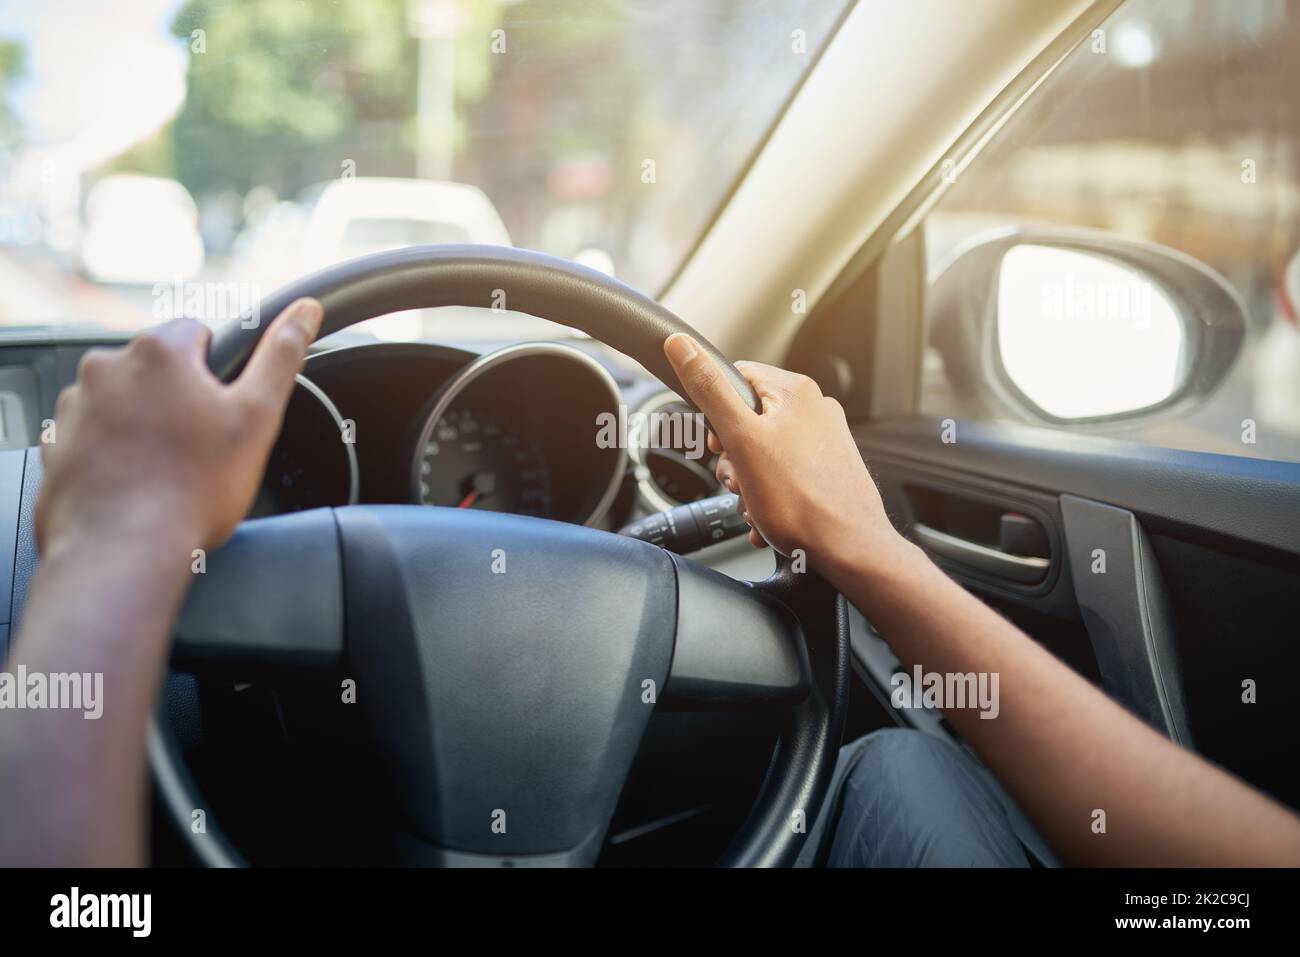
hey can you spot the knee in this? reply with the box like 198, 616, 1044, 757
854, 727, 952, 767
842, 729, 968, 811
829, 729, 1027, 868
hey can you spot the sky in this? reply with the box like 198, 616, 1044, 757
0, 0, 188, 167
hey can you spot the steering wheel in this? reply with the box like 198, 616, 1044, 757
153, 245, 850, 867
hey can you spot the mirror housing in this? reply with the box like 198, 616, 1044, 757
927, 226, 1247, 424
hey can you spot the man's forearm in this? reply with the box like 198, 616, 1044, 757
0, 528, 193, 865
827, 539, 1300, 866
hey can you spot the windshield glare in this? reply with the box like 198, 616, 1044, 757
0, 0, 846, 340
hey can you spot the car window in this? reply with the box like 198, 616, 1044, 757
0, 0, 848, 337
921, 0, 1300, 464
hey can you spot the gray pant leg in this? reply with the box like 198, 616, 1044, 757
824, 729, 1033, 868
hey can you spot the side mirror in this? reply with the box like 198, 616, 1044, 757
927, 227, 1247, 423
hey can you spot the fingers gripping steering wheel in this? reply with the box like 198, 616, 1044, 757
153, 245, 850, 867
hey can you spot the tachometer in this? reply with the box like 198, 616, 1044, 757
415, 407, 553, 517
250, 376, 358, 517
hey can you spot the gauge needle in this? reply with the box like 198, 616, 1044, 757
457, 471, 497, 509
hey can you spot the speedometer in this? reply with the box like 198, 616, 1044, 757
415, 407, 553, 517
410, 343, 626, 527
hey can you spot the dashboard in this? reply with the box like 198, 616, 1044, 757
248, 338, 723, 531
0, 331, 761, 581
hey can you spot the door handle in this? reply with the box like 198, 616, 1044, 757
912, 523, 1049, 584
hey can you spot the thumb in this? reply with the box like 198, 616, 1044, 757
233, 298, 324, 418
663, 333, 751, 442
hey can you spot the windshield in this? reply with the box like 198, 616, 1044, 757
0, 0, 847, 339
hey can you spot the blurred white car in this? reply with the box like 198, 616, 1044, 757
81, 175, 205, 285
302, 177, 511, 272
227, 200, 311, 294
301, 177, 512, 340
1257, 247, 1300, 438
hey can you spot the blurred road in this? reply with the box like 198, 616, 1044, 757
0, 246, 171, 331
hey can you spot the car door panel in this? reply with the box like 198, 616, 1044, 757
852, 416, 1300, 809
1057, 494, 1192, 747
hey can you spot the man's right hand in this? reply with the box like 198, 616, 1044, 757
662, 333, 912, 583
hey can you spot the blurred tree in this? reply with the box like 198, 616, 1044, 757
458, 0, 681, 262
105, 125, 175, 179
168, 0, 500, 201
0, 39, 26, 147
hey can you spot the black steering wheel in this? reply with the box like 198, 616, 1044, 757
155, 245, 850, 867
